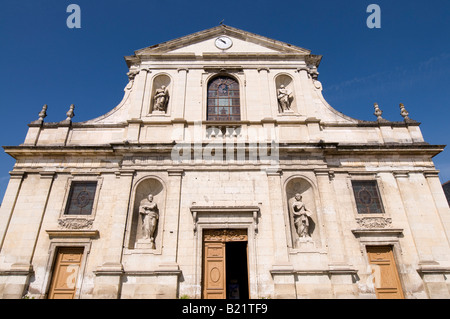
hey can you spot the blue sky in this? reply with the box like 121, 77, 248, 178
0, 0, 449, 201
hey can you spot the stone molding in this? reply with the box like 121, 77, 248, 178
351, 228, 403, 238
190, 205, 260, 233
270, 265, 357, 276
0, 263, 34, 276
46, 229, 99, 239
94, 263, 182, 277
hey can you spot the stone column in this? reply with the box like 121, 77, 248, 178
266, 168, 296, 298
93, 170, 134, 299
315, 169, 355, 298
0, 172, 54, 299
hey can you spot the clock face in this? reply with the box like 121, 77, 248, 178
215, 36, 233, 50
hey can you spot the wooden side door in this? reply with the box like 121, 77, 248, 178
48, 247, 84, 299
367, 246, 404, 299
202, 242, 226, 299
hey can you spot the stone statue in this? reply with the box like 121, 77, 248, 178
138, 194, 159, 248
153, 85, 169, 112
291, 193, 313, 238
277, 84, 293, 112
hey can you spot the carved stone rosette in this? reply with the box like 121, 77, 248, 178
58, 218, 93, 230
356, 217, 392, 229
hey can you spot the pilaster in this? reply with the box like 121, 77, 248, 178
315, 169, 346, 263
128, 69, 149, 119
174, 68, 189, 119
257, 68, 273, 118
423, 170, 450, 243
93, 169, 134, 299
164, 169, 183, 266
0, 171, 54, 298
0, 171, 25, 249
315, 169, 355, 297
295, 68, 313, 116
394, 171, 448, 263
266, 168, 296, 298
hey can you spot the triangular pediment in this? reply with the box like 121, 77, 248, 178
131, 25, 311, 58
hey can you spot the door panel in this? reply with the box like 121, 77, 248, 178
48, 247, 84, 299
367, 246, 404, 299
203, 242, 226, 299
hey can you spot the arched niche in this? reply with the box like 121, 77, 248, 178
275, 74, 297, 113
150, 74, 171, 114
285, 177, 320, 248
128, 177, 165, 249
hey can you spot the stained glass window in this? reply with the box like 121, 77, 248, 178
64, 181, 97, 215
207, 76, 240, 121
351, 180, 384, 214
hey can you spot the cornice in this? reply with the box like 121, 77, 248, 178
125, 25, 314, 67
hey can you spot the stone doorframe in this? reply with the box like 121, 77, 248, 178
190, 205, 260, 299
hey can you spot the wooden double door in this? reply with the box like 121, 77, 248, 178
367, 246, 404, 299
202, 229, 249, 299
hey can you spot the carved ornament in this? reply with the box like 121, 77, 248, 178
58, 218, 93, 230
356, 217, 392, 229
203, 229, 247, 242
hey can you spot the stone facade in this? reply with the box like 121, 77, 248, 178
0, 25, 449, 299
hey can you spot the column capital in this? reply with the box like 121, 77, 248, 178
115, 169, 135, 177
9, 171, 26, 180
257, 67, 270, 73
314, 169, 332, 178
295, 66, 309, 73
265, 167, 282, 176
167, 168, 184, 176
39, 171, 56, 179
423, 170, 440, 178
393, 171, 410, 179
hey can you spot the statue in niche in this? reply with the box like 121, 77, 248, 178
277, 84, 293, 112
291, 193, 313, 238
138, 193, 159, 248
153, 85, 169, 113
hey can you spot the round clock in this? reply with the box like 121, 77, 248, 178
215, 36, 233, 50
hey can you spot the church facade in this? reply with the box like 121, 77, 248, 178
0, 25, 449, 299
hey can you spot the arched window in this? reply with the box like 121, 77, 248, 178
207, 76, 240, 121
